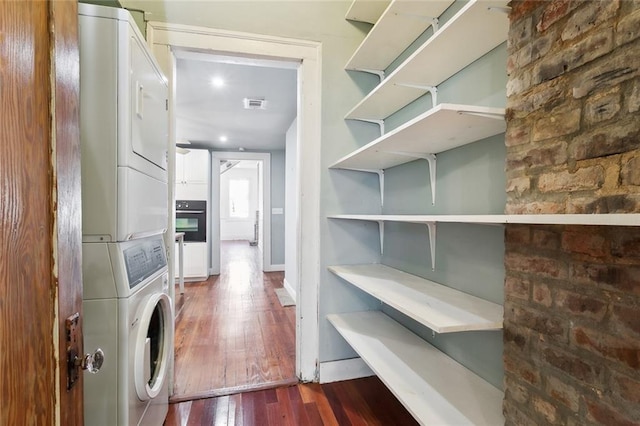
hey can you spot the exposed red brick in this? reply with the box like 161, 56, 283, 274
505, 275, 531, 300
561, 0, 620, 41
538, 166, 605, 193
506, 225, 532, 245
573, 327, 640, 369
621, 155, 640, 186
615, 373, 640, 404
506, 201, 567, 214
532, 228, 561, 250
533, 283, 552, 307
505, 355, 541, 385
586, 399, 639, 426
611, 227, 640, 259
571, 263, 640, 295
509, 0, 546, 23
612, 304, 640, 336
546, 375, 580, 412
505, 252, 567, 279
507, 305, 566, 337
504, 323, 529, 351
532, 396, 558, 423
555, 289, 608, 321
536, 0, 572, 33
543, 346, 601, 382
561, 229, 607, 258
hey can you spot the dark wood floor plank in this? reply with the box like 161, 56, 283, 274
299, 383, 340, 426
172, 241, 295, 400
165, 377, 419, 426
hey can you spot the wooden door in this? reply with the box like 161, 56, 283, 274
0, 1, 83, 424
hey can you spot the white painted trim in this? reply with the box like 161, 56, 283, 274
283, 278, 296, 302
147, 22, 322, 382
319, 358, 375, 384
212, 152, 271, 275
264, 264, 285, 272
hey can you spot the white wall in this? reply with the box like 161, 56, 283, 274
270, 150, 285, 265
220, 162, 258, 241
284, 118, 298, 298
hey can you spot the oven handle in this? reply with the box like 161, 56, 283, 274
176, 210, 205, 214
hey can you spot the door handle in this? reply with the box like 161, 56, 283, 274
74, 348, 105, 374
66, 313, 105, 389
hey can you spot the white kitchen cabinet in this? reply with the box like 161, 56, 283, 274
175, 148, 209, 200
174, 242, 207, 280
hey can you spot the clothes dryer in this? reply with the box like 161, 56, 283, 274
83, 235, 173, 426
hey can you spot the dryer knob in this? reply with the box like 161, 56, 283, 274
78, 348, 105, 374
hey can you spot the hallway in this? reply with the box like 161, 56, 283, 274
172, 240, 296, 401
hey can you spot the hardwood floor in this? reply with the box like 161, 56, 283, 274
172, 241, 296, 401
164, 376, 419, 426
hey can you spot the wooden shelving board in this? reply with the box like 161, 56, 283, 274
328, 264, 502, 333
345, 0, 389, 24
345, 0, 509, 121
346, 1, 454, 72
328, 214, 640, 226
331, 103, 505, 170
328, 311, 504, 426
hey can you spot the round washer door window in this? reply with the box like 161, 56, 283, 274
134, 292, 173, 401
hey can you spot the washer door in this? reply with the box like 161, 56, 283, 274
134, 292, 172, 401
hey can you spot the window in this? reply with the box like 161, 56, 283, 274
229, 179, 250, 218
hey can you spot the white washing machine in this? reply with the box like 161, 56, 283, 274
83, 235, 173, 426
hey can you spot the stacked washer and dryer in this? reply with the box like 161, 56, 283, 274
79, 4, 173, 425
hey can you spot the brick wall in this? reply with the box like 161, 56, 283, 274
504, 1, 640, 424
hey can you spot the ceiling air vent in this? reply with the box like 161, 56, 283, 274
243, 98, 267, 110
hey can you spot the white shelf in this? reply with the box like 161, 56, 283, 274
346, 0, 509, 121
345, 0, 390, 24
331, 103, 505, 170
346, 1, 453, 73
328, 214, 640, 226
328, 264, 503, 333
328, 311, 504, 426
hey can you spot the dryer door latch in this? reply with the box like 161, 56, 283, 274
66, 313, 105, 390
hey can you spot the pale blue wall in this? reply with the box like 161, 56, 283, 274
120, 0, 508, 387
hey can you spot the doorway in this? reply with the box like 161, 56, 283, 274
148, 23, 321, 384
170, 49, 300, 398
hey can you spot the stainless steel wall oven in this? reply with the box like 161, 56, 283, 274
175, 200, 206, 242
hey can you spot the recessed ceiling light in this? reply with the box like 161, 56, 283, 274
219, 135, 228, 142
211, 77, 225, 88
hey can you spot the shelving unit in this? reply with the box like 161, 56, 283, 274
329, 214, 640, 269
345, 0, 509, 121
345, 1, 453, 74
328, 264, 503, 333
345, 0, 389, 24
331, 103, 505, 205
327, 1, 510, 424
328, 213, 640, 226
327, 311, 504, 426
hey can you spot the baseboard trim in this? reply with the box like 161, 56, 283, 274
319, 358, 374, 384
264, 264, 285, 272
283, 278, 296, 302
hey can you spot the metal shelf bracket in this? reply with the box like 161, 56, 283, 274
352, 118, 385, 136
393, 84, 438, 108
377, 220, 385, 255
347, 168, 385, 206
425, 221, 436, 270
353, 68, 385, 83
386, 152, 437, 205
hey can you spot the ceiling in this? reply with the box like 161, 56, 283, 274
174, 50, 298, 151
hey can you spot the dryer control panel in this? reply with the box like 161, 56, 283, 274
123, 236, 167, 289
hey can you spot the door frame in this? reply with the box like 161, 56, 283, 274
211, 152, 271, 274
147, 23, 321, 382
